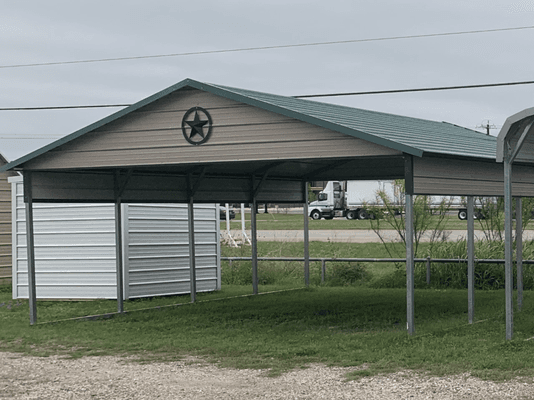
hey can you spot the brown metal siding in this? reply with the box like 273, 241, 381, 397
413, 157, 534, 196
24, 89, 401, 170
29, 171, 304, 203
0, 171, 14, 280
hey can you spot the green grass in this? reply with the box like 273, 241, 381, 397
222, 212, 488, 231
3, 240, 533, 380
222, 241, 402, 287
1, 283, 533, 380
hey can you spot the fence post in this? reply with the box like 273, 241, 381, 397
321, 259, 326, 283
426, 257, 430, 285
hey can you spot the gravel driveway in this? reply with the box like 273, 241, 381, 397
2, 352, 534, 399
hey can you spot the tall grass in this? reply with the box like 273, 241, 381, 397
416, 240, 534, 290
221, 241, 402, 287
221, 240, 534, 291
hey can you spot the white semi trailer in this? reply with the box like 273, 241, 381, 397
309, 180, 470, 220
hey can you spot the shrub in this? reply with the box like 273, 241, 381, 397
325, 262, 370, 286
221, 260, 253, 285
368, 268, 406, 289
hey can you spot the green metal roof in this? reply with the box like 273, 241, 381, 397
207, 82, 496, 159
1, 78, 497, 171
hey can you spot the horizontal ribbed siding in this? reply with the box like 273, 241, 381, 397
24, 89, 400, 170
124, 203, 219, 299
12, 177, 220, 299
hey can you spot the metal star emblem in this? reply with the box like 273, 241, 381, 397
181, 107, 213, 145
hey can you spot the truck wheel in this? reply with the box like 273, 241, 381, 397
458, 210, 467, 220
358, 209, 369, 220
346, 210, 357, 220
310, 210, 322, 220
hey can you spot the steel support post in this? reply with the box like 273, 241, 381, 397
251, 196, 258, 295
467, 196, 475, 324
426, 257, 430, 286
504, 159, 514, 340
303, 181, 310, 287
24, 172, 37, 325
188, 197, 197, 303
516, 197, 523, 311
114, 172, 125, 313
406, 193, 415, 335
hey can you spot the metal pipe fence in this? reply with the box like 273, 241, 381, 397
221, 256, 534, 284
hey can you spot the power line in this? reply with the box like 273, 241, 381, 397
1, 79, 534, 111
293, 79, 534, 98
1, 25, 533, 69
0, 136, 60, 139
0, 104, 130, 111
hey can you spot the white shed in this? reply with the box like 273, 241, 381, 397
10, 176, 221, 299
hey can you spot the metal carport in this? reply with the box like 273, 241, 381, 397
2, 78, 532, 338
497, 107, 534, 340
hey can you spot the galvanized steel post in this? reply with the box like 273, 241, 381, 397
251, 196, 258, 295
467, 196, 475, 324
23, 171, 37, 325
303, 181, 310, 286
405, 155, 415, 335
504, 158, 514, 340
516, 197, 523, 311
426, 256, 430, 286
188, 197, 197, 303
114, 171, 124, 313
251, 174, 259, 295
406, 192, 415, 335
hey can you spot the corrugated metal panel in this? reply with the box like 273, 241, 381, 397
413, 157, 534, 196
2, 78, 496, 174
0, 165, 15, 279
20, 89, 400, 170
124, 203, 219, 299
209, 83, 497, 160
12, 177, 220, 299
12, 177, 118, 299
28, 171, 305, 203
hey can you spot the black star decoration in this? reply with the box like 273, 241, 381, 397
185, 110, 209, 140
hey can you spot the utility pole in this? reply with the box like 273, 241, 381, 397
476, 120, 497, 135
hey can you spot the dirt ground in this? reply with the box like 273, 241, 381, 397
2, 352, 534, 399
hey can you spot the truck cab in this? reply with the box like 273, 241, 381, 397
308, 181, 343, 219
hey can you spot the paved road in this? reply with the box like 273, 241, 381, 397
223, 229, 534, 243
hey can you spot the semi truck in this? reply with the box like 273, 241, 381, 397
309, 180, 471, 220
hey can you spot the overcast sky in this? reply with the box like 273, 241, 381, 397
1, 0, 533, 161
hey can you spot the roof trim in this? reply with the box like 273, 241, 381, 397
496, 107, 534, 162
1, 78, 429, 172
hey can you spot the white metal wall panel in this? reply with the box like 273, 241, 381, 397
12, 177, 117, 299
125, 204, 220, 299
11, 177, 220, 300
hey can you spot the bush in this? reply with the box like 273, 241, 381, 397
221, 261, 253, 285
368, 268, 406, 289
325, 262, 370, 286
221, 260, 305, 286
0, 284, 11, 294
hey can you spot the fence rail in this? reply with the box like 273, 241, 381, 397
221, 256, 533, 284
